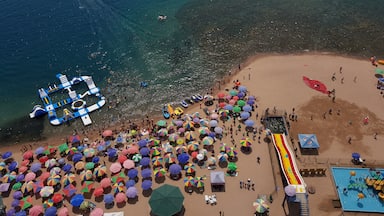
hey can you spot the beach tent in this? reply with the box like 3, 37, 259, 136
298, 134, 319, 155
210, 171, 225, 192
149, 184, 184, 216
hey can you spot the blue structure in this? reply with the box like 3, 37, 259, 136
298, 134, 320, 149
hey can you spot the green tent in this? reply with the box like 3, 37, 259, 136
149, 184, 184, 216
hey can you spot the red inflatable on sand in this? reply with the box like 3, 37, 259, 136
302, 76, 328, 94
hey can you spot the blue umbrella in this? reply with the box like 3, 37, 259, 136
72, 153, 83, 163
127, 169, 138, 179
62, 164, 72, 173
140, 147, 150, 157
35, 147, 45, 156
70, 194, 85, 207
15, 211, 26, 216
92, 157, 100, 164
140, 157, 150, 167
224, 104, 233, 111
214, 127, 223, 134
247, 100, 255, 105
30, 163, 42, 173
141, 180, 152, 190
77, 145, 84, 152
116, 136, 124, 144
104, 194, 114, 204
58, 158, 66, 165
107, 148, 117, 158
6, 209, 15, 216
238, 86, 247, 92
352, 152, 360, 160
8, 161, 18, 171
45, 206, 57, 216
141, 168, 152, 179
11, 199, 19, 208
126, 179, 136, 188
13, 191, 23, 199
138, 139, 148, 148
208, 132, 216, 138
237, 92, 245, 98
240, 112, 250, 120
126, 186, 138, 198
248, 95, 255, 100
2, 151, 12, 159
242, 105, 252, 112
177, 153, 189, 164
244, 119, 255, 127
209, 120, 218, 128
16, 174, 25, 182
169, 164, 182, 175
97, 145, 106, 152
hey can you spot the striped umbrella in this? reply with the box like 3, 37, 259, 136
61, 173, 76, 186
184, 131, 196, 141
21, 181, 34, 193
202, 136, 214, 146
81, 181, 95, 193
132, 154, 142, 163
80, 170, 93, 181
194, 177, 205, 188
226, 147, 238, 157
183, 121, 194, 130
148, 138, 160, 147
113, 182, 125, 194
153, 168, 167, 178
168, 133, 179, 143
40, 186, 54, 198
175, 146, 188, 155
217, 153, 228, 162
198, 127, 210, 136
240, 138, 252, 147
184, 163, 196, 174
75, 161, 85, 171
43, 199, 54, 209
253, 198, 269, 213
187, 142, 199, 152
93, 165, 107, 178
164, 154, 177, 164
162, 144, 174, 154
83, 148, 95, 158
152, 156, 163, 167
183, 176, 194, 187
47, 175, 60, 186
219, 143, 230, 152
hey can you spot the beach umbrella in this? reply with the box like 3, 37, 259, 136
0, 183, 10, 192
61, 173, 76, 186
12, 182, 22, 191
128, 169, 138, 179
140, 147, 150, 157
237, 100, 246, 107
140, 157, 150, 167
110, 162, 122, 173
175, 145, 188, 155
58, 143, 69, 154
72, 153, 83, 163
183, 121, 194, 130
18, 166, 28, 174
168, 133, 179, 143
111, 172, 126, 184
240, 138, 252, 147
45, 159, 58, 169
214, 127, 223, 134
210, 113, 219, 120
184, 131, 196, 141
85, 162, 95, 170
149, 184, 184, 216
242, 104, 252, 112
8, 161, 18, 171
164, 153, 177, 164
107, 148, 118, 159
126, 146, 139, 155
102, 129, 113, 137
152, 156, 163, 167
29, 205, 44, 216
115, 192, 126, 203
35, 147, 45, 156
238, 85, 247, 92
80, 170, 93, 181
194, 178, 205, 188
63, 184, 76, 197
176, 138, 184, 145
184, 176, 194, 187
217, 153, 228, 162
93, 187, 104, 197
240, 111, 250, 120
197, 153, 204, 161
92, 156, 100, 164
40, 186, 54, 197
227, 147, 238, 158
16, 174, 25, 182
244, 119, 255, 127
209, 120, 218, 128
233, 106, 241, 113
22, 151, 33, 160
96, 145, 106, 152
90, 208, 104, 216
49, 167, 61, 175
0, 161, 6, 171
52, 193, 64, 204
169, 164, 182, 175
140, 168, 151, 179
100, 178, 112, 188
153, 168, 167, 178
81, 181, 95, 193
198, 127, 210, 136
12, 199, 20, 208
70, 194, 85, 207
151, 147, 162, 157
125, 179, 136, 188
187, 142, 199, 152
44, 206, 57, 216
15, 211, 27, 216
227, 162, 237, 171
184, 164, 196, 174
21, 181, 34, 193
2, 151, 12, 159
247, 99, 255, 105
117, 155, 128, 164
157, 128, 168, 137
7, 209, 16, 216
13, 191, 23, 199
352, 152, 360, 160
33, 180, 44, 193
229, 89, 238, 96
83, 148, 96, 158
19, 196, 32, 210
224, 104, 233, 111
138, 139, 148, 148
285, 185, 296, 197
75, 161, 85, 171
93, 165, 107, 178
253, 198, 269, 213
141, 180, 152, 190
123, 159, 135, 170
57, 207, 69, 216
2, 173, 15, 183
157, 120, 167, 127
22, 160, 31, 167
38, 156, 49, 164
177, 153, 190, 164
47, 174, 60, 186
104, 194, 114, 204
131, 154, 142, 163
202, 136, 214, 146
126, 186, 138, 198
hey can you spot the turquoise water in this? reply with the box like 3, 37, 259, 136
1, 0, 384, 143
332, 167, 384, 213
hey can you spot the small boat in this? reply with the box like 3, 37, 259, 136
180, 100, 189, 108
195, 94, 204, 101
140, 81, 148, 88
167, 104, 174, 116
378, 60, 384, 65
158, 15, 167, 21
191, 95, 199, 102
162, 106, 170, 119
185, 98, 194, 105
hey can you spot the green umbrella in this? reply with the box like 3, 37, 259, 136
12, 182, 22, 191
229, 89, 238, 96
85, 162, 95, 170
233, 106, 241, 113
149, 184, 184, 216
227, 162, 237, 171
376, 68, 384, 75
237, 100, 246, 107
156, 120, 167, 127
20, 196, 33, 210
58, 143, 69, 154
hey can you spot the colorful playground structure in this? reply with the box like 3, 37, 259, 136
29, 74, 106, 126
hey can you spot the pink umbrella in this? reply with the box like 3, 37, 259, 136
123, 160, 135, 169
93, 187, 104, 197
115, 192, 126, 203
19, 166, 28, 174
102, 130, 113, 137
121, 149, 129, 156
100, 178, 111, 188
90, 208, 104, 216
39, 172, 51, 181
21, 160, 30, 167
29, 205, 44, 216
109, 162, 122, 173
58, 207, 69, 216
23, 151, 34, 160
126, 146, 139, 155
25, 172, 36, 182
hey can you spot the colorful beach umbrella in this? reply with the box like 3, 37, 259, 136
202, 136, 214, 146
81, 181, 95, 193
75, 161, 85, 171
80, 170, 93, 181
113, 182, 125, 194
183, 176, 194, 187
21, 181, 34, 193
63, 184, 76, 197
19, 196, 32, 210
253, 198, 269, 213
240, 138, 252, 147
61, 173, 76, 186
52, 193, 64, 204
83, 148, 96, 158
47, 174, 60, 186
111, 172, 126, 184
153, 168, 167, 178
152, 156, 163, 167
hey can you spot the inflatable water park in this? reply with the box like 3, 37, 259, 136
29, 74, 106, 126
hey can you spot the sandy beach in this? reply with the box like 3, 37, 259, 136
1, 53, 384, 216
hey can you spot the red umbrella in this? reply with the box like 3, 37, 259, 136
109, 162, 122, 173
115, 192, 126, 203
102, 130, 113, 137
191, 151, 198, 158
121, 149, 129, 156
100, 178, 111, 188
29, 205, 44, 216
23, 151, 34, 160
219, 102, 227, 108
123, 160, 135, 169
217, 92, 225, 98
39, 156, 49, 164
118, 155, 127, 164
52, 193, 64, 203
93, 187, 104, 197
39, 172, 51, 181
90, 208, 104, 216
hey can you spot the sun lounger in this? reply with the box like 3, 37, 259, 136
309, 169, 316, 177
205, 195, 210, 204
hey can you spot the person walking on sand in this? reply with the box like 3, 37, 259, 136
374, 133, 378, 140
257, 156, 260, 164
